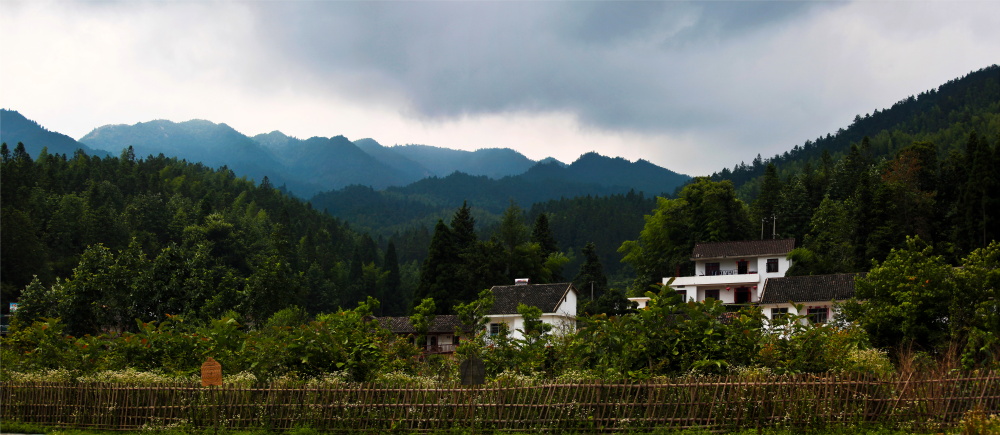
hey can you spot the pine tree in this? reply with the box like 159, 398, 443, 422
530, 213, 559, 258
574, 242, 608, 300
450, 201, 477, 251
415, 220, 461, 314
382, 241, 404, 315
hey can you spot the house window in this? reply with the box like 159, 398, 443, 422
676, 290, 687, 301
767, 258, 779, 273
704, 289, 720, 300
429, 336, 438, 348
771, 307, 789, 320
807, 307, 828, 324
737, 260, 749, 274
705, 263, 720, 276
453, 336, 460, 346
489, 323, 501, 336
735, 287, 751, 304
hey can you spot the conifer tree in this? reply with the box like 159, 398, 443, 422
450, 201, 477, 251
574, 242, 608, 300
531, 213, 559, 258
415, 220, 461, 314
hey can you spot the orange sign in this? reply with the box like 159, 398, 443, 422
201, 357, 222, 386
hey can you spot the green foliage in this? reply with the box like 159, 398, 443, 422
758, 307, 883, 375
1, 148, 375, 334
620, 178, 751, 292
951, 242, 1000, 369
842, 236, 954, 351
409, 297, 437, 344
453, 289, 494, 360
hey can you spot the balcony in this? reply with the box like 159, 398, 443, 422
667, 270, 760, 287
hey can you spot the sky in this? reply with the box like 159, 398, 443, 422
1, 1, 997, 177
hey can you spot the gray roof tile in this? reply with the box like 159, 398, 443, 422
376, 315, 465, 334
759, 273, 862, 304
692, 239, 796, 260
489, 282, 576, 315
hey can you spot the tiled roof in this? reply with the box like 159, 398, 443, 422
376, 315, 466, 334
489, 283, 576, 315
691, 239, 795, 260
759, 273, 863, 304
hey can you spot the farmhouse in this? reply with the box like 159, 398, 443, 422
378, 281, 578, 353
757, 273, 862, 324
487, 281, 578, 341
377, 315, 468, 354
631, 239, 795, 308
629, 239, 859, 325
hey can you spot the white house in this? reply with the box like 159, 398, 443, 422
631, 239, 796, 308
487, 282, 578, 340
757, 273, 861, 324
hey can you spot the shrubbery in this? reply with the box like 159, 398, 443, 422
2, 286, 904, 385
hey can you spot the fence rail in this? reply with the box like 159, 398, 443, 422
3, 372, 999, 432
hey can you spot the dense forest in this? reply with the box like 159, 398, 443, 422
0, 144, 420, 335
715, 65, 1000, 198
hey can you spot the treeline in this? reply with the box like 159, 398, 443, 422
0, 144, 415, 336
526, 190, 655, 282
713, 64, 1000, 193
621, 132, 999, 292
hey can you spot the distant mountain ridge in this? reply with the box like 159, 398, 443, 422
0, 113, 688, 200
0, 109, 108, 158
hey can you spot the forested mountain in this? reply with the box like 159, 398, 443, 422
0, 110, 107, 158
69, 117, 687, 198
309, 152, 688, 237
386, 143, 538, 179
520, 152, 689, 198
717, 65, 1000, 199
252, 132, 415, 190
0, 143, 418, 335
79, 120, 315, 195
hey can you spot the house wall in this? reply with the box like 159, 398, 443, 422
760, 301, 840, 326
486, 291, 577, 341
666, 255, 791, 304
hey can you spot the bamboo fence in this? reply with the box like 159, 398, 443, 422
2, 372, 999, 432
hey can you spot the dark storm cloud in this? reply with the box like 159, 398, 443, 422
251, 1, 831, 134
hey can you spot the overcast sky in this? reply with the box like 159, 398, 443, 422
2, 1, 997, 176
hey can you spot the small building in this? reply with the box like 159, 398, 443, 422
377, 315, 468, 354
487, 282, 578, 340
758, 273, 861, 324
631, 239, 796, 308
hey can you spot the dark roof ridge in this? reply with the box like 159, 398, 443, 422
692, 238, 796, 260
488, 282, 576, 315
759, 272, 863, 304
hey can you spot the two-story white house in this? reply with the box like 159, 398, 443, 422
631, 239, 796, 308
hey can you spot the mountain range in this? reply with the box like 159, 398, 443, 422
0, 109, 691, 201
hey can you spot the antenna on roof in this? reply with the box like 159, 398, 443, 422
772, 215, 777, 239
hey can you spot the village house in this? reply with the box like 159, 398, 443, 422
376, 315, 468, 354
378, 281, 579, 353
631, 239, 796, 309
629, 239, 859, 325
757, 273, 862, 324
486, 281, 578, 341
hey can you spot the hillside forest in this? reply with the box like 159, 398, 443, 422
0, 65, 998, 382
